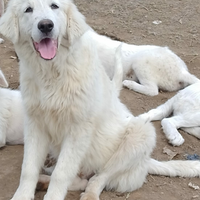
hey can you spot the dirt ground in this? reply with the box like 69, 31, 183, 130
0, 0, 200, 200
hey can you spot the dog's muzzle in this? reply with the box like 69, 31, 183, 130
33, 19, 58, 60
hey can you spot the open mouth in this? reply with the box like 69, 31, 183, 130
33, 38, 58, 60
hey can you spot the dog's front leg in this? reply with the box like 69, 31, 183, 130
44, 126, 91, 200
11, 119, 49, 200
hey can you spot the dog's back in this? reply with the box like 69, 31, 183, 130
0, 70, 23, 147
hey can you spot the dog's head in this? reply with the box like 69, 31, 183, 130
0, 0, 89, 60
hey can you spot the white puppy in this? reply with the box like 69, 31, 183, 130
1, 1, 200, 200
87, 30, 199, 96
140, 82, 200, 146
0, 70, 23, 148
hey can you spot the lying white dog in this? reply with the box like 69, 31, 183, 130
140, 82, 200, 146
0, 70, 23, 148
87, 30, 199, 96
1, 1, 200, 200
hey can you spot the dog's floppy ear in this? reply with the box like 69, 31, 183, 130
0, 3, 19, 43
66, 2, 89, 44
0, 70, 8, 87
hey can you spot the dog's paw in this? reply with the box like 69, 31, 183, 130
122, 80, 132, 89
80, 192, 99, 200
167, 134, 185, 146
11, 196, 34, 200
138, 113, 150, 123
10, 188, 34, 200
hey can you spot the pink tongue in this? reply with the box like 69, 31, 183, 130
34, 38, 57, 60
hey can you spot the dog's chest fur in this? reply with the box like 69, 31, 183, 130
16, 34, 131, 174
18, 41, 101, 135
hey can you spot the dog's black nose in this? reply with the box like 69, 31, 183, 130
38, 19, 54, 34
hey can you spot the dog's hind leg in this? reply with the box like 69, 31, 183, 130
139, 96, 175, 122
181, 127, 200, 139
80, 117, 156, 200
162, 113, 200, 146
123, 80, 158, 96
161, 117, 185, 146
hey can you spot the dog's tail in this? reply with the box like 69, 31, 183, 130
112, 43, 123, 95
148, 158, 200, 177
139, 95, 175, 122
181, 71, 200, 88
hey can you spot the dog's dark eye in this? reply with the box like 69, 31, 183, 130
24, 7, 33, 13
51, 3, 59, 9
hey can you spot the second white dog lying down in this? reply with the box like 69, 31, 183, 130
88, 30, 200, 96
140, 82, 200, 146
0, 70, 23, 148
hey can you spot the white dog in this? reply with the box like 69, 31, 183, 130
140, 82, 200, 146
87, 30, 199, 96
0, 70, 23, 148
1, 1, 200, 200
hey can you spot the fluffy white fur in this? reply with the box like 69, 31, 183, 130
1, 1, 200, 200
0, 70, 23, 148
140, 82, 200, 146
87, 30, 199, 96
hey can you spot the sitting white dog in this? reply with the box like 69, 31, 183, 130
1, 1, 200, 200
0, 70, 23, 148
88, 30, 200, 96
140, 82, 200, 146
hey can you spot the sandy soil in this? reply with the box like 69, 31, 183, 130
0, 0, 200, 200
